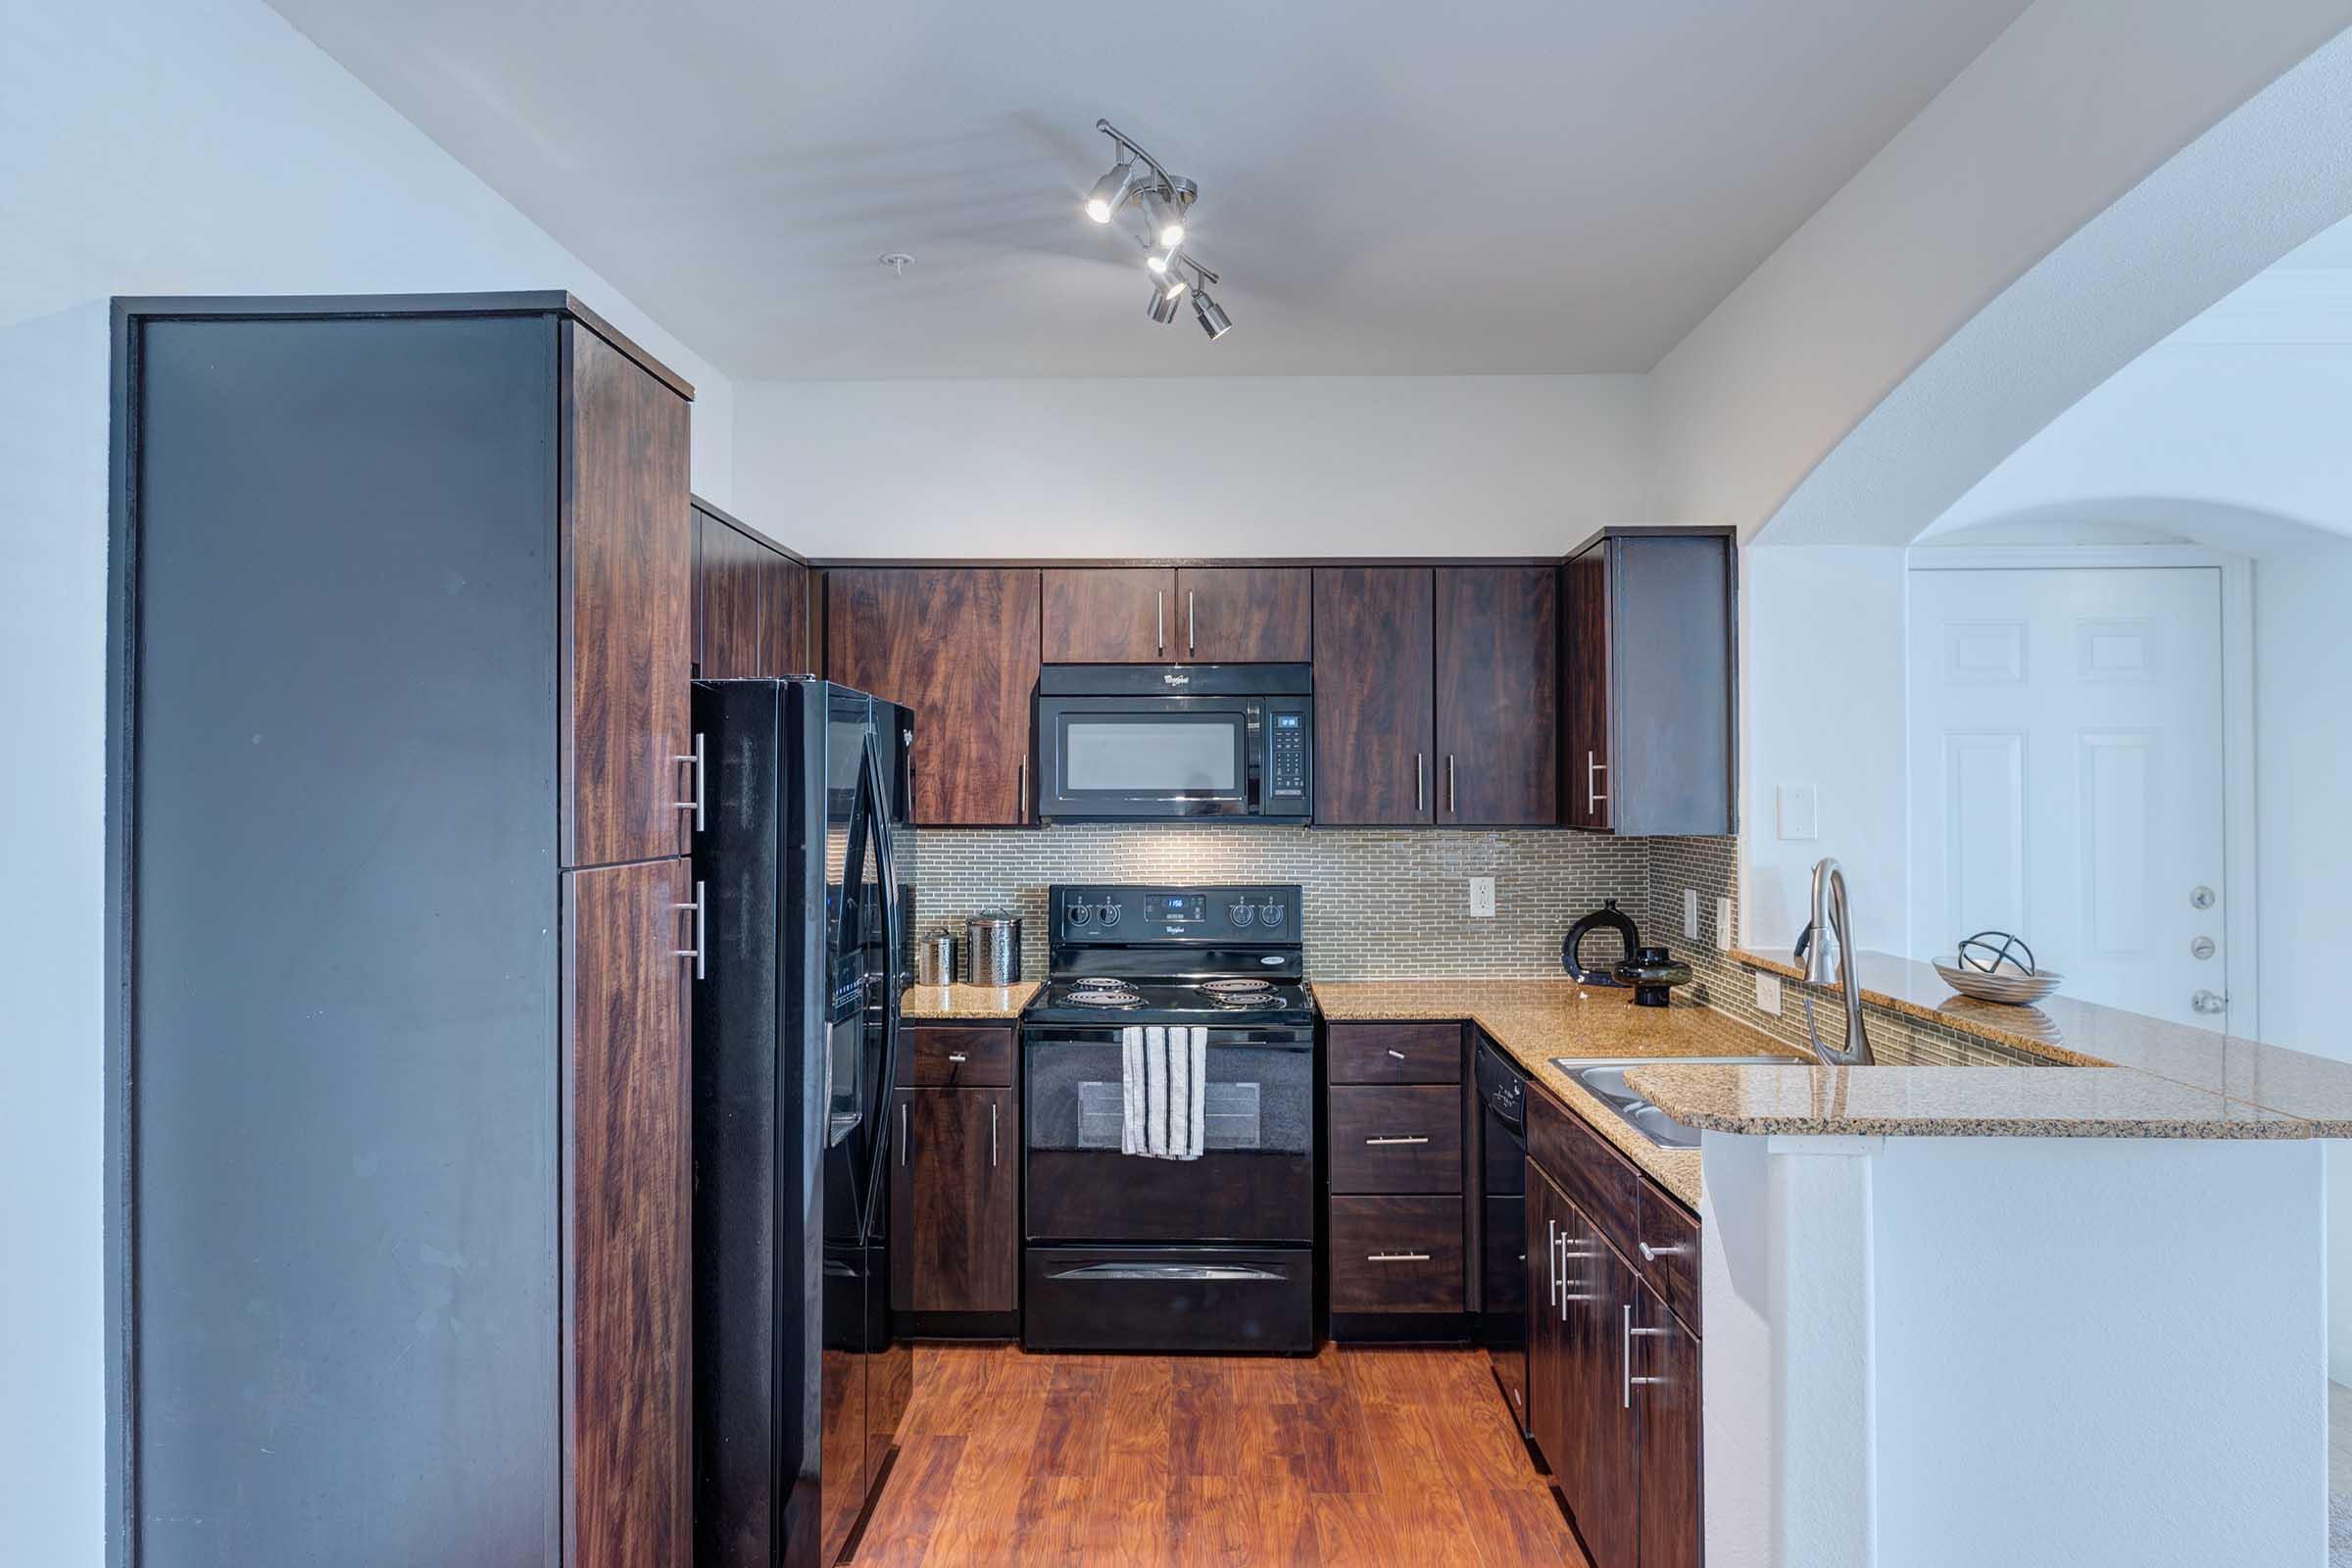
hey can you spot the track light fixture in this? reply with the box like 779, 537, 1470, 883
1084, 120, 1233, 340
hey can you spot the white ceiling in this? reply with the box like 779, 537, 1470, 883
270, 0, 2031, 379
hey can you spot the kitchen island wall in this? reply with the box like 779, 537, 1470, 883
914, 826, 1646, 979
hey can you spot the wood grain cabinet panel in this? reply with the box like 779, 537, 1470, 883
1328, 1084, 1462, 1195
905, 1023, 1015, 1088
564, 321, 692, 869
1566, 543, 1613, 831
826, 567, 1042, 824
1435, 565, 1559, 825
1312, 566, 1435, 824
892, 1087, 1018, 1313
1042, 566, 1175, 662
564, 858, 692, 1568
767, 551, 811, 676
1175, 566, 1311, 662
695, 511, 769, 678
1325, 1022, 1463, 1085
1327, 1196, 1466, 1312
1634, 1278, 1703, 1568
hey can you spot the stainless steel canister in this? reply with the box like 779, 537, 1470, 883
964, 909, 1022, 985
915, 928, 956, 987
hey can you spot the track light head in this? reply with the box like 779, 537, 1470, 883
1148, 282, 1185, 324
1084, 158, 1136, 223
1192, 288, 1232, 340
1139, 183, 1187, 249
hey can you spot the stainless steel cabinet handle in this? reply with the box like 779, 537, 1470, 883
1385, 1049, 1407, 1061
1626, 1306, 1670, 1404
991, 1102, 1000, 1167
1157, 590, 1165, 655
1638, 1241, 1687, 1262
1545, 1220, 1561, 1308
1446, 755, 1456, 815
671, 879, 706, 980
1364, 1135, 1431, 1146
1415, 753, 1425, 812
1587, 751, 1608, 814
1368, 1251, 1431, 1263
1016, 760, 1027, 824
1188, 589, 1197, 654
946, 1053, 968, 1063
674, 732, 707, 831
900, 1102, 908, 1167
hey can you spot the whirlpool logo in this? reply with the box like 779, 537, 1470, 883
1161, 671, 1191, 687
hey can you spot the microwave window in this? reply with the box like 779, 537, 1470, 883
1064, 720, 1238, 792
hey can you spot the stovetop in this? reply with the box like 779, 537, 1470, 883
1027, 975, 1317, 1026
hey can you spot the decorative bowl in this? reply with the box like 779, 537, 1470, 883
1933, 956, 2063, 1005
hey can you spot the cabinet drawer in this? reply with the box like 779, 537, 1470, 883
1328, 1085, 1462, 1195
906, 1025, 1013, 1088
1527, 1083, 1637, 1260
1327, 1197, 1465, 1313
1637, 1183, 1701, 1335
1326, 1023, 1462, 1085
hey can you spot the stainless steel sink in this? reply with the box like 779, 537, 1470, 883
1548, 1054, 1801, 1149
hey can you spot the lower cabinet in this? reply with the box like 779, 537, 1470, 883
1527, 1148, 1702, 1568
891, 1023, 1019, 1323
1324, 1021, 1469, 1338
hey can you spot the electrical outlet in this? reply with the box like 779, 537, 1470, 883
1468, 876, 1496, 917
1716, 897, 1735, 952
1756, 971, 1783, 1016
1683, 888, 1700, 939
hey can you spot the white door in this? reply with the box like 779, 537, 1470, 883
1906, 567, 2230, 1029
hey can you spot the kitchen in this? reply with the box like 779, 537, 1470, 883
26, 5, 2352, 1568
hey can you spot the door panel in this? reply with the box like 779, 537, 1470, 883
564, 858, 692, 1568
1043, 566, 1175, 662
1907, 567, 2228, 1027
1176, 566, 1311, 662
1436, 565, 1559, 824
902, 1088, 1018, 1311
1558, 1184, 1638, 1568
1312, 566, 1435, 824
827, 568, 1042, 825
564, 322, 692, 868
1566, 546, 1611, 830
1634, 1282, 1702, 1568
768, 551, 811, 675
696, 514, 769, 678
1525, 1165, 1572, 1478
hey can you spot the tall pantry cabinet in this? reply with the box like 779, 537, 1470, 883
110, 294, 693, 1567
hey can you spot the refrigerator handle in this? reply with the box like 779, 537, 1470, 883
858, 730, 904, 1244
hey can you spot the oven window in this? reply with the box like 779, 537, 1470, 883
1064, 719, 1237, 792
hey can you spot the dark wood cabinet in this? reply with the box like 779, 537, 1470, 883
564, 858, 693, 1568
1312, 566, 1436, 824
1435, 564, 1559, 825
564, 319, 693, 870
1043, 566, 1175, 662
767, 547, 811, 675
892, 1087, 1018, 1313
1566, 529, 1736, 836
1176, 565, 1311, 662
695, 508, 770, 678
826, 568, 1042, 824
1526, 1165, 1576, 1478
1634, 1280, 1703, 1568
1324, 1020, 1468, 1340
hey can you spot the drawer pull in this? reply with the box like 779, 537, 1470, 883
946, 1053, 968, 1063
1364, 1135, 1431, 1147
1385, 1049, 1407, 1060
1367, 1251, 1432, 1263
1639, 1241, 1688, 1262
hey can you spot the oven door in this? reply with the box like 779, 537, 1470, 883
1023, 1024, 1315, 1244
1035, 695, 1270, 820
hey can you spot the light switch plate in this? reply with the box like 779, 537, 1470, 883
1756, 971, 1783, 1015
1468, 876, 1496, 917
1683, 888, 1700, 939
1716, 897, 1735, 951
1777, 782, 1820, 841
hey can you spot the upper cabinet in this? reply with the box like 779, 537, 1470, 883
564, 320, 693, 869
1565, 530, 1735, 837
827, 567, 1043, 825
692, 499, 811, 679
1041, 565, 1311, 663
1435, 565, 1558, 825
1312, 566, 1437, 825
768, 543, 811, 675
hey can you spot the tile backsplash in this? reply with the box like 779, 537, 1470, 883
911, 825, 1648, 980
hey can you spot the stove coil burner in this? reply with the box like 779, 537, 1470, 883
1200, 978, 1273, 995
1064, 983, 1143, 1009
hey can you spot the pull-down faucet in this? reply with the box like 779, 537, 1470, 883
1793, 857, 1874, 1067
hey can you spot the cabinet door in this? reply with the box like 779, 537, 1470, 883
1312, 566, 1435, 824
1565, 543, 1613, 830
1634, 1283, 1702, 1568
1565, 1206, 1642, 1568
1435, 565, 1559, 824
564, 858, 692, 1568
564, 321, 692, 868
827, 568, 1042, 824
1043, 566, 1174, 662
1526, 1164, 1575, 1475
767, 551, 811, 676
696, 514, 769, 678
1175, 566, 1311, 662
900, 1087, 1018, 1312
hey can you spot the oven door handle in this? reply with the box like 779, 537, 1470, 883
1024, 1029, 1314, 1050
1046, 1262, 1290, 1282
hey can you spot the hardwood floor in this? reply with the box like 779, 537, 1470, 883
853, 1344, 1592, 1566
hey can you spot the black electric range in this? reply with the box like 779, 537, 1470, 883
1021, 883, 1317, 1354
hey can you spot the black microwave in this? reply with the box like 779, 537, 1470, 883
1034, 664, 1312, 823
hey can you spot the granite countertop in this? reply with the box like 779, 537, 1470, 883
1312, 979, 1808, 1207
900, 982, 1037, 1020
1733, 948, 2352, 1137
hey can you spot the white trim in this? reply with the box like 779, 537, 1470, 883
1901, 545, 2259, 1041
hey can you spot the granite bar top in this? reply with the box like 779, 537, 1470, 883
1734, 948, 2352, 1137
900, 982, 1037, 1020
1312, 979, 1808, 1207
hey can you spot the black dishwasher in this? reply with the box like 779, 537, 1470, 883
1475, 1039, 1533, 1438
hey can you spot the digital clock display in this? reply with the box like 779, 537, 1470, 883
1146, 894, 1205, 922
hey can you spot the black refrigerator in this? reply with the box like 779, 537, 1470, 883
693, 678, 914, 1567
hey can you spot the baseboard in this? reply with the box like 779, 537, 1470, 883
896, 1309, 1020, 1341
1328, 1310, 1472, 1345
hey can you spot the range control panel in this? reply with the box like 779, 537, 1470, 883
1053, 883, 1303, 943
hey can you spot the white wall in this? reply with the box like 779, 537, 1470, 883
0, 3, 732, 1561
732, 374, 1653, 557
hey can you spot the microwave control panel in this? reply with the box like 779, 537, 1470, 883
1268, 708, 1307, 799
